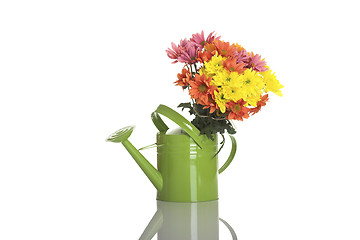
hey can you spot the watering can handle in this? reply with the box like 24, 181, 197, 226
218, 134, 237, 174
151, 104, 237, 171
151, 104, 204, 148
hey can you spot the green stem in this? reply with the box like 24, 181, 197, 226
193, 63, 197, 73
213, 133, 225, 159
189, 64, 194, 77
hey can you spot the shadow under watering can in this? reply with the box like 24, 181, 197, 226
139, 200, 237, 240
107, 104, 237, 202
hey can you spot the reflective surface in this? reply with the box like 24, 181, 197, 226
139, 200, 237, 240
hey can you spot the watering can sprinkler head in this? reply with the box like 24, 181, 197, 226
106, 125, 135, 143
106, 125, 163, 191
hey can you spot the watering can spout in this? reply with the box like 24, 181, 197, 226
106, 126, 163, 191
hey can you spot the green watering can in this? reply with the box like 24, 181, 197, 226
106, 104, 237, 202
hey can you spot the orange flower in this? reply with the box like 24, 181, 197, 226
189, 74, 217, 105
213, 40, 237, 57
234, 43, 245, 53
197, 50, 212, 63
222, 57, 247, 74
197, 43, 217, 63
204, 42, 217, 53
174, 68, 192, 87
202, 93, 218, 113
226, 99, 250, 121
249, 94, 269, 115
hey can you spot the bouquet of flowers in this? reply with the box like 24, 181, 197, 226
166, 31, 284, 139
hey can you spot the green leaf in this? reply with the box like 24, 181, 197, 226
177, 102, 236, 140
178, 102, 195, 115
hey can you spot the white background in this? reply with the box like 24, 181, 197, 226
1, 0, 359, 239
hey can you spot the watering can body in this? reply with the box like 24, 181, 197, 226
107, 104, 237, 203
156, 128, 219, 202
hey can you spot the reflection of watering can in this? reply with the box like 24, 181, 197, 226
139, 200, 237, 240
107, 104, 237, 202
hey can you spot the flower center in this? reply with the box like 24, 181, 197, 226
198, 84, 207, 93
234, 104, 241, 112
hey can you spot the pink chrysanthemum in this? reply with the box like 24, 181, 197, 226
166, 39, 191, 64
190, 31, 220, 49
166, 42, 180, 63
247, 53, 268, 72
236, 49, 250, 64
178, 42, 199, 64
166, 39, 200, 64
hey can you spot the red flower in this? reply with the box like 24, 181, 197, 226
213, 40, 238, 58
189, 74, 217, 105
222, 57, 246, 74
226, 99, 250, 121
249, 94, 269, 115
201, 92, 218, 113
174, 68, 192, 88
197, 42, 217, 63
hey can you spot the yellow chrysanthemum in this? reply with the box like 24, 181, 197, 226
213, 71, 243, 101
211, 70, 240, 86
199, 67, 210, 78
214, 90, 229, 113
260, 70, 284, 96
238, 69, 265, 107
222, 85, 242, 102
213, 69, 240, 86
203, 54, 227, 76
